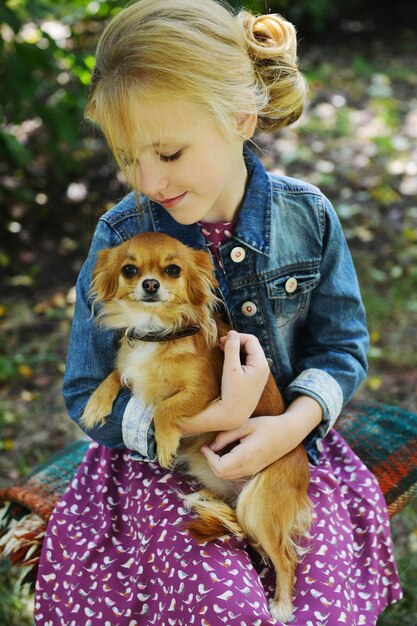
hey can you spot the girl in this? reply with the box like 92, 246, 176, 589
34, 0, 402, 624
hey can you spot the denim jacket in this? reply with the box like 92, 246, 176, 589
63, 148, 368, 463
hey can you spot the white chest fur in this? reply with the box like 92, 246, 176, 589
118, 342, 158, 398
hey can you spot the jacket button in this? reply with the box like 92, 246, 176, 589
241, 301, 257, 316
285, 277, 298, 294
230, 246, 246, 263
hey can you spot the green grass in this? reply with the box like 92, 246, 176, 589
378, 503, 417, 624
0, 566, 34, 626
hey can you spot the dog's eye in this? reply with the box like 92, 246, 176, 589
164, 264, 181, 278
121, 264, 139, 278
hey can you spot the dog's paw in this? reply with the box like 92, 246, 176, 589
80, 406, 107, 430
155, 428, 180, 469
157, 452, 175, 470
156, 442, 176, 469
269, 599, 295, 623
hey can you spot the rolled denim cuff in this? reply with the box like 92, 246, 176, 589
122, 396, 157, 461
285, 368, 344, 438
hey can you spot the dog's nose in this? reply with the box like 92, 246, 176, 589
142, 278, 160, 294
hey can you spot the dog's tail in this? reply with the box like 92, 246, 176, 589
184, 490, 245, 542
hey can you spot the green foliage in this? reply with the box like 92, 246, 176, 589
0, 0, 119, 206
230, 0, 355, 31
0, 565, 33, 626
378, 502, 417, 625
269, 0, 340, 32
231, 0, 417, 34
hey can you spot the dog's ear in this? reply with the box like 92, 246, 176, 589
187, 249, 218, 306
91, 246, 121, 303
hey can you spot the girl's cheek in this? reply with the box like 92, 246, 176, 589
125, 168, 141, 190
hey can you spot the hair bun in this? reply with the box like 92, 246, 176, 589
237, 10, 308, 133
240, 13, 296, 58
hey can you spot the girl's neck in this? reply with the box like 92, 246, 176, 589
231, 155, 249, 220
203, 149, 248, 223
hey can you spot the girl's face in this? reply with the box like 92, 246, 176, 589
117, 99, 249, 224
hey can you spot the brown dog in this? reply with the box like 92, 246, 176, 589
81, 231, 311, 622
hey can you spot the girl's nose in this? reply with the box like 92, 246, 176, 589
138, 164, 168, 199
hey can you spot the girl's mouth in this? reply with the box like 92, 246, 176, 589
158, 192, 187, 209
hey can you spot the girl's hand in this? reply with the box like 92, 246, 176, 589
179, 330, 270, 436
200, 396, 323, 481
201, 415, 291, 480
216, 330, 270, 428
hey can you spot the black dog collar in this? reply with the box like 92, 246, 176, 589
125, 324, 200, 347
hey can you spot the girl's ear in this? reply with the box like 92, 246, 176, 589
91, 247, 121, 302
235, 111, 258, 140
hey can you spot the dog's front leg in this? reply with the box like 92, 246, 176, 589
81, 371, 122, 429
153, 389, 202, 469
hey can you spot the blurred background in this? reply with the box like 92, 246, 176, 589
1, 0, 416, 623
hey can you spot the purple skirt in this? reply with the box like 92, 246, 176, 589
34, 429, 402, 625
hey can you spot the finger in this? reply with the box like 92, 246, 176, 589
200, 445, 244, 479
238, 334, 268, 369
209, 425, 248, 452
221, 330, 243, 369
200, 445, 220, 466
221, 331, 266, 368
200, 445, 225, 475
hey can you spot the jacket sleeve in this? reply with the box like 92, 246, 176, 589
63, 216, 168, 458
62, 219, 132, 447
65, 218, 159, 456
285, 195, 369, 437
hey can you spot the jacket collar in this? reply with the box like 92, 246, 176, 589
145, 146, 272, 256
234, 146, 272, 256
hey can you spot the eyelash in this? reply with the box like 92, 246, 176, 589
160, 150, 182, 162
119, 150, 183, 168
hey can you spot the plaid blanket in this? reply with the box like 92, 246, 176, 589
0, 439, 89, 589
337, 402, 417, 517
1, 402, 417, 590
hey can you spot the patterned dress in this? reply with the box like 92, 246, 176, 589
34, 222, 402, 625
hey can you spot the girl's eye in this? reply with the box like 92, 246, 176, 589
121, 264, 139, 278
160, 150, 182, 163
164, 264, 181, 277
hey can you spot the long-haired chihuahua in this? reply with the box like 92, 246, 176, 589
81, 231, 312, 622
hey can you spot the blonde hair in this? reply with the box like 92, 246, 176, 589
86, 0, 308, 163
